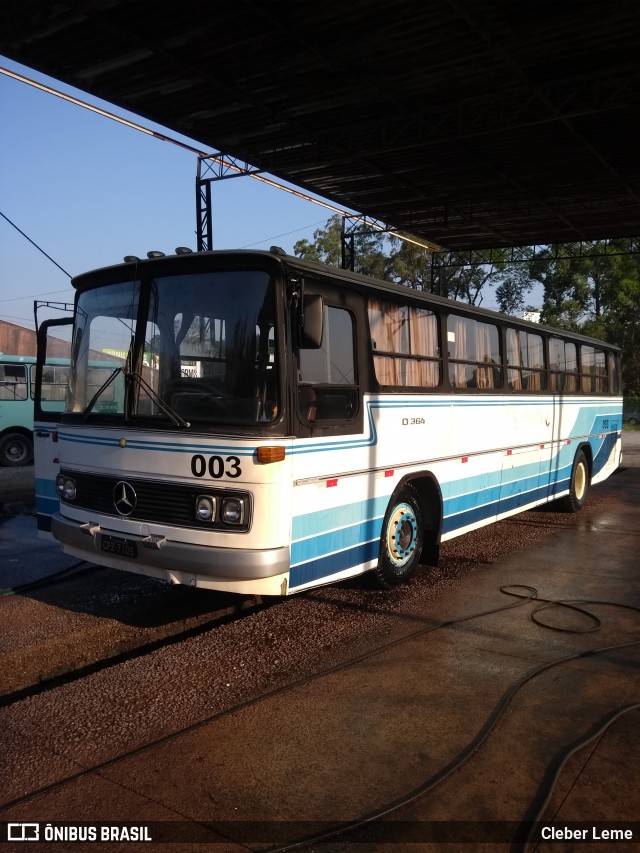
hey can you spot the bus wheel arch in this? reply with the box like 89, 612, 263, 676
560, 445, 592, 513
0, 430, 34, 467
406, 473, 442, 567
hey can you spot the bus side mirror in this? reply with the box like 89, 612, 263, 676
300, 294, 324, 348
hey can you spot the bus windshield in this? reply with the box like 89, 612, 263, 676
67, 269, 279, 426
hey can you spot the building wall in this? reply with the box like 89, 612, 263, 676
0, 320, 71, 358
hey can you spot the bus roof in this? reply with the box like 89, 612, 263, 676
70, 248, 622, 353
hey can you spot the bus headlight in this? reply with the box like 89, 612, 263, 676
195, 495, 216, 522
56, 474, 76, 500
222, 497, 245, 525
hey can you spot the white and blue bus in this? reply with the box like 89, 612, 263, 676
36, 249, 622, 594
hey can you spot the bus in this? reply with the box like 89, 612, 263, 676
36, 248, 623, 595
0, 354, 41, 466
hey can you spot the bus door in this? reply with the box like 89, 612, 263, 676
34, 318, 73, 537
498, 397, 548, 516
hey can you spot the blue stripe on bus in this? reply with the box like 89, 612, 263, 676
58, 432, 257, 456
35, 477, 59, 498
35, 495, 60, 515
291, 515, 385, 566
290, 538, 381, 587
35, 477, 60, 517
289, 431, 618, 587
291, 495, 389, 540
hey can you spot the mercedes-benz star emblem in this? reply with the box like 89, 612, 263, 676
113, 481, 137, 516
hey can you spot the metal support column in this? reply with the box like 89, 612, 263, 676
196, 154, 263, 252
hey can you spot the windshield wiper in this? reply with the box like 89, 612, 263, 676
126, 368, 191, 429
83, 349, 190, 429
83, 366, 123, 420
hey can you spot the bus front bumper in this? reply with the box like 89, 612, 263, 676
51, 513, 291, 592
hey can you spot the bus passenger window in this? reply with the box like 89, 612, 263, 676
506, 329, 546, 391
0, 364, 28, 401
368, 299, 441, 388
580, 346, 607, 393
298, 305, 357, 421
550, 338, 578, 392
447, 315, 502, 390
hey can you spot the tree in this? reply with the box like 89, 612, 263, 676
294, 215, 388, 279
526, 245, 591, 331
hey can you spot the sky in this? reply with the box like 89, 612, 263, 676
0, 57, 344, 333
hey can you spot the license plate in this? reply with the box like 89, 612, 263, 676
101, 535, 138, 559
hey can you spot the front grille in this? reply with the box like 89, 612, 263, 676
59, 469, 250, 531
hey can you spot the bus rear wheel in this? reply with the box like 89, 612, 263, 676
0, 433, 33, 467
374, 484, 424, 588
559, 449, 590, 513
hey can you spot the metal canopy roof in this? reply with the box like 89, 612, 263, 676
2, 0, 640, 251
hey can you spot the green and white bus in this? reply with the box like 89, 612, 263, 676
0, 354, 44, 466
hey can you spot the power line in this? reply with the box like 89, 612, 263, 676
0, 210, 71, 279
0, 65, 439, 254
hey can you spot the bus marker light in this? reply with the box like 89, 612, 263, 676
385, 469, 394, 477
507, 449, 513, 456
327, 479, 338, 487
257, 446, 285, 463
52, 430, 58, 443
461, 457, 468, 463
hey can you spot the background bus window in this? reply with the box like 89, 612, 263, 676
506, 329, 546, 391
298, 305, 357, 421
447, 315, 502, 390
368, 299, 441, 388
0, 363, 28, 401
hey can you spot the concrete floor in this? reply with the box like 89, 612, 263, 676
2, 459, 638, 851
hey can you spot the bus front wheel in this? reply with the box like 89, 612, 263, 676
374, 484, 424, 588
0, 433, 33, 467
559, 449, 590, 513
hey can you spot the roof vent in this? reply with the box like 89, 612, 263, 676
175, 246, 193, 255
123, 255, 140, 263
147, 250, 165, 259
270, 245, 286, 256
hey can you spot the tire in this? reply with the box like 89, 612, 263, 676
0, 432, 33, 467
559, 449, 590, 513
373, 484, 424, 588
